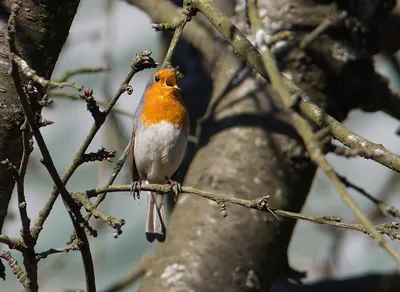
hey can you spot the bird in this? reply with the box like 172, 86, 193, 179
129, 67, 189, 243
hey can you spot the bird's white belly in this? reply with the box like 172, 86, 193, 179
134, 121, 187, 183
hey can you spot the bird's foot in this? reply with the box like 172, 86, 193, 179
130, 181, 141, 200
167, 178, 182, 202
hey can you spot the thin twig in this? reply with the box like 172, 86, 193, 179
299, 12, 346, 49
55, 66, 109, 83
49, 91, 135, 118
71, 192, 125, 233
329, 144, 384, 159
17, 121, 34, 242
158, 0, 194, 68
339, 174, 400, 219
13, 55, 83, 90
35, 239, 83, 261
7, 3, 38, 290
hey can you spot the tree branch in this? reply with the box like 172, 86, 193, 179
55, 66, 109, 83
83, 183, 400, 240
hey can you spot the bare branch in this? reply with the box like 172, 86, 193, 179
13, 55, 83, 91
49, 91, 135, 118
339, 174, 400, 219
71, 192, 125, 234
0, 234, 24, 251
329, 144, 384, 159
153, 0, 196, 68
84, 183, 400, 240
79, 88, 106, 125
55, 66, 109, 83
35, 239, 82, 261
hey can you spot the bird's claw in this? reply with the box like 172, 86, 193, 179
167, 178, 181, 202
131, 181, 141, 200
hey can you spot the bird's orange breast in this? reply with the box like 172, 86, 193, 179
141, 84, 189, 130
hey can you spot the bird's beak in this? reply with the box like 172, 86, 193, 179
165, 70, 180, 90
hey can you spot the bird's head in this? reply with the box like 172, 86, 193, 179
149, 67, 180, 91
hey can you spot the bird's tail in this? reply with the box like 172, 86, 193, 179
145, 191, 166, 242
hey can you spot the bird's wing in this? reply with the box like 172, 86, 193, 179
130, 128, 140, 181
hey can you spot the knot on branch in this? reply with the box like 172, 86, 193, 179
385, 205, 400, 219
25, 82, 54, 127
125, 85, 133, 95
38, 117, 54, 128
1, 159, 19, 178
322, 216, 342, 222
256, 195, 270, 211
131, 51, 158, 72
329, 144, 384, 159
379, 222, 400, 240
256, 195, 279, 220
80, 88, 105, 124
25, 82, 53, 107
81, 146, 116, 163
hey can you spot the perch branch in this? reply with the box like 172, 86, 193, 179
83, 184, 400, 240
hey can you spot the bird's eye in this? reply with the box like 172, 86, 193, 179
154, 76, 160, 82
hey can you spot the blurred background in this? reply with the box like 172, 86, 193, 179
2, 0, 400, 290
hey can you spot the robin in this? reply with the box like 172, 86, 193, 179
130, 67, 189, 242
